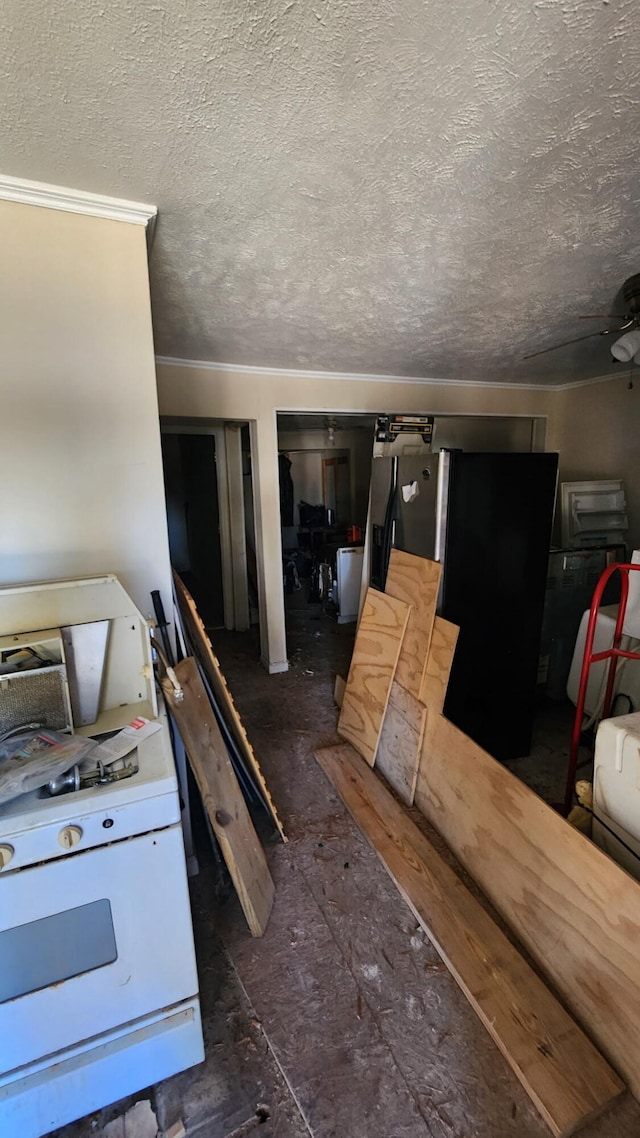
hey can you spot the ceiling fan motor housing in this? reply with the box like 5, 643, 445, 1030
622, 274, 640, 317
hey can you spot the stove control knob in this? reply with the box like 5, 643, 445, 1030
58, 825, 83, 850
0, 844, 14, 869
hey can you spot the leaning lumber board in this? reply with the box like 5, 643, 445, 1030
384, 550, 441, 699
162, 657, 275, 936
337, 588, 411, 766
418, 614, 459, 710
174, 571, 286, 842
414, 615, 459, 803
375, 681, 427, 804
315, 742, 623, 1138
334, 673, 346, 709
416, 712, 640, 1105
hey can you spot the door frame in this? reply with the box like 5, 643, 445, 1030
160, 422, 238, 631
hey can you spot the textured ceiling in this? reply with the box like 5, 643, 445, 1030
2, 0, 640, 385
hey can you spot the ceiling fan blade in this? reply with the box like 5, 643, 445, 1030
523, 328, 618, 361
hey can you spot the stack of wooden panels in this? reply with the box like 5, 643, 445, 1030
336, 548, 449, 808
323, 548, 640, 1134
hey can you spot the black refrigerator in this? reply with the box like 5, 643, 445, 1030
370, 448, 559, 760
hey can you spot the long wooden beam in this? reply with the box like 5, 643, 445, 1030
416, 712, 640, 1104
163, 657, 274, 936
174, 571, 286, 842
316, 742, 623, 1138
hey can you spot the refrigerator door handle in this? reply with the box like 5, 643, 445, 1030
380, 455, 399, 588
435, 450, 451, 564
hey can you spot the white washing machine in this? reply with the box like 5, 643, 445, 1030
335, 545, 364, 624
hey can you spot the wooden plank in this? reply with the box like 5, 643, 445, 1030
162, 657, 275, 936
315, 743, 624, 1138
384, 550, 441, 699
414, 615, 459, 804
416, 712, 640, 1105
337, 588, 410, 766
174, 571, 287, 842
334, 673, 346, 708
375, 681, 427, 804
418, 614, 459, 711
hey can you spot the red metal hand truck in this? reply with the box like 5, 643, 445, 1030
564, 562, 640, 816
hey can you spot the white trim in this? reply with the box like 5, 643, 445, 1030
155, 354, 621, 392
0, 173, 156, 227
552, 371, 627, 392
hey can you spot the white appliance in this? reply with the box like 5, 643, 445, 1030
0, 576, 204, 1138
335, 546, 364, 624
593, 712, 640, 881
567, 596, 640, 723
560, 479, 628, 549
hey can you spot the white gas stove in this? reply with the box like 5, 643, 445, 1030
0, 576, 204, 1138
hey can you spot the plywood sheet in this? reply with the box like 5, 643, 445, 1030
337, 588, 410, 766
163, 657, 275, 936
174, 571, 286, 841
316, 743, 623, 1138
419, 614, 460, 711
416, 712, 640, 1105
375, 681, 427, 804
414, 615, 459, 804
384, 550, 441, 699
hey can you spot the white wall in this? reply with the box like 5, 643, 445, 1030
288, 450, 325, 512
0, 200, 172, 622
157, 360, 554, 670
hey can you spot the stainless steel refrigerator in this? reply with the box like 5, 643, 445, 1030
370, 447, 559, 760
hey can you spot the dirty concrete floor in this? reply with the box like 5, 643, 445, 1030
51, 589, 639, 1138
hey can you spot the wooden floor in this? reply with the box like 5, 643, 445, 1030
52, 597, 640, 1138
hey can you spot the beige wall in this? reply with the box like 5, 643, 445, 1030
156, 361, 553, 669
554, 375, 640, 551
0, 201, 172, 621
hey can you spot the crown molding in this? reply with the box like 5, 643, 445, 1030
0, 173, 157, 228
156, 354, 622, 392
552, 371, 626, 391
155, 355, 551, 391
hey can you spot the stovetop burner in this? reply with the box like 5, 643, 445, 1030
0, 710, 178, 873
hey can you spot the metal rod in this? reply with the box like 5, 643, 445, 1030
151, 589, 174, 667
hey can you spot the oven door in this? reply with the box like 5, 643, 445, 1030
0, 826, 199, 1073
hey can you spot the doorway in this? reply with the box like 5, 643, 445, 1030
160, 420, 258, 635
160, 432, 224, 628
276, 412, 378, 673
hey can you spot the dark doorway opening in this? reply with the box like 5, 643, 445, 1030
161, 433, 224, 628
